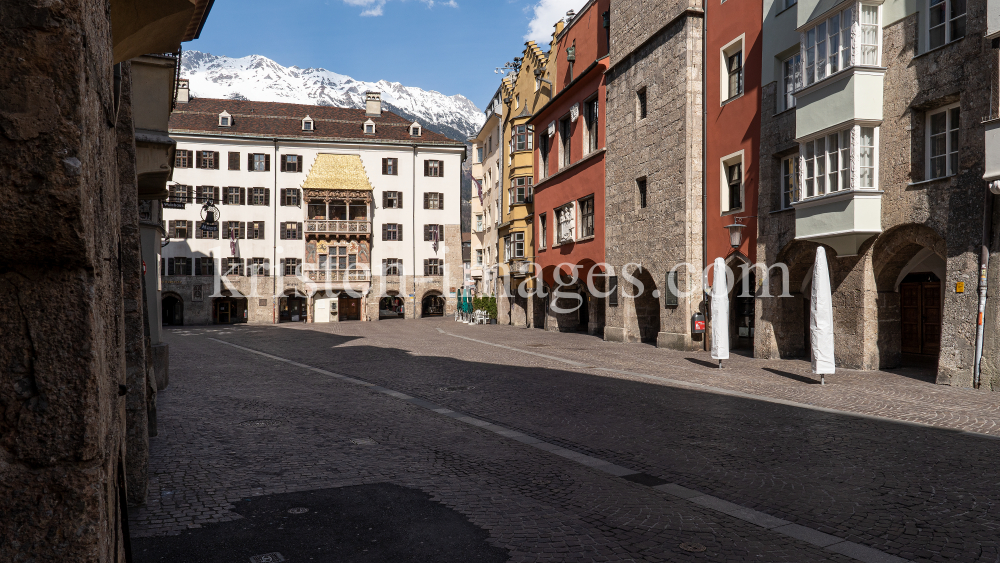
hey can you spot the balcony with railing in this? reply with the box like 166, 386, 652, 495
305, 220, 371, 236
303, 269, 372, 283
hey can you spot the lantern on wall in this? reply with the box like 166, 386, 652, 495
724, 222, 746, 249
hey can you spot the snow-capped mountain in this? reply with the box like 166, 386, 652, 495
180, 51, 485, 142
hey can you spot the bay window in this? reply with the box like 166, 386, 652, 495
803, 5, 871, 86
798, 125, 878, 201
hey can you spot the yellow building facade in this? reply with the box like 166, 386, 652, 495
497, 37, 558, 326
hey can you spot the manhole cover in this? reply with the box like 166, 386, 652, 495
249, 553, 285, 563
287, 507, 309, 515
679, 542, 706, 552
351, 437, 378, 445
239, 419, 283, 428
438, 386, 475, 392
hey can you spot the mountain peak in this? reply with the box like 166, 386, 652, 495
180, 51, 484, 142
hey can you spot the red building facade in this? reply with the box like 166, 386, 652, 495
706, 0, 763, 350
530, 0, 610, 334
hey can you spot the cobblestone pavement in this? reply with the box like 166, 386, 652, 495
131, 319, 1000, 562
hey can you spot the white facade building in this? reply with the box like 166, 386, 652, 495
162, 93, 465, 324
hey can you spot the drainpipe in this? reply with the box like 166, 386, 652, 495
413, 144, 418, 318
974, 189, 995, 388
701, 7, 709, 352
273, 138, 279, 325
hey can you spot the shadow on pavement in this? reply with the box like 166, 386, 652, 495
761, 368, 822, 385
133, 484, 509, 563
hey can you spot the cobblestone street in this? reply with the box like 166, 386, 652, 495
130, 319, 1000, 563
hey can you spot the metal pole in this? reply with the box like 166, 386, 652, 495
974, 246, 990, 388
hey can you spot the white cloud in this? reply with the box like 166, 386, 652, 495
343, 0, 457, 16
524, 0, 588, 45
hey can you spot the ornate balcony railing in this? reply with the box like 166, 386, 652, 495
305, 220, 371, 235
303, 269, 372, 283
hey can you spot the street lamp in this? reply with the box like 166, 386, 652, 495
724, 222, 746, 249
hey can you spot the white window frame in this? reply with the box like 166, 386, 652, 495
780, 155, 799, 209
720, 150, 745, 214
475, 249, 484, 266
797, 124, 879, 201
302, 116, 314, 131
539, 213, 547, 249
219, 111, 232, 127
364, 119, 376, 134
720, 35, 745, 104
926, 103, 960, 180
782, 53, 802, 111
801, 5, 862, 87
926, 0, 966, 51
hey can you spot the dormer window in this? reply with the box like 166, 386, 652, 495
410, 122, 422, 137
302, 116, 314, 131
364, 119, 376, 135
219, 111, 232, 127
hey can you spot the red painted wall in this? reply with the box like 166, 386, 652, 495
706, 0, 763, 280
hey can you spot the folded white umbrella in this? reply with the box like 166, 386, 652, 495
810, 246, 836, 383
711, 257, 730, 366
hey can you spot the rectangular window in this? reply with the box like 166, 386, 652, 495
228, 151, 240, 170
251, 187, 268, 206
252, 153, 268, 172
425, 160, 443, 177
168, 184, 190, 203
727, 163, 743, 210
560, 117, 572, 168
384, 191, 401, 209
804, 6, 861, 85
509, 177, 532, 204
382, 158, 398, 175
511, 232, 524, 258
781, 155, 799, 209
197, 257, 215, 276
475, 249, 483, 265
224, 221, 243, 239
423, 224, 444, 241
539, 134, 550, 179
175, 150, 191, 168
929, 0, 965, 49
539, 213, 547, 249
249, 221, 265, 240
800, 125, 876, 198
637, 88, 648, 119
225, 186, 242, 205
782, 53, 802, 111
424, 259, 444, 276
199, 151, 217, 169
282, 154, 302, 172
477, 147, 484, 162
171, 257, 191, 276
281, 222, 301, 240
927, 104, 960, 179
224, 258, 244, 276
383, 223, 400, 241
586, 97, 599, 153
860, 5, 879, 65
384, 258, 402, 276
424, 192, 444, 210
475, 214, 483, 231
514, 124, 532, 151
283, 189, 300, 207
579, 196, 595, 238
249, 258, 268, 276
727, 51, 744, 100
859, 126, 876, 187
637, 177, 648, 208
282, 258, 301, 276
195, 186, 215, 204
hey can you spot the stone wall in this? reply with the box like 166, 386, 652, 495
755, 11, 996, 385
0, 0, 129, 559
604, 5, 704, 350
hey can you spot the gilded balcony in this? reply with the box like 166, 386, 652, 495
305, 220, 372, 236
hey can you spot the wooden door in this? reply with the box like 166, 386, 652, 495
340, 298, 359, 321
900, 282, 941, 355
218, 301, 231, 324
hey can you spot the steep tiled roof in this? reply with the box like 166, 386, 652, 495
168, 98, 463, 145
302, 155, 373, 192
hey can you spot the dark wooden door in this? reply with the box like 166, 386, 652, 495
340, 298, 360, 321
218, 301, 231, 324
900, 282, 941, 355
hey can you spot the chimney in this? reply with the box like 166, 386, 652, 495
565, 9, 575, 22
365, 91, 382, 116
176, 78, 190, 104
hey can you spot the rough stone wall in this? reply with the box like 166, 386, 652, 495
117, 63, 151, 506
755, 12, 995, 384
604, 8, 704, 350
0, 0, 128, 559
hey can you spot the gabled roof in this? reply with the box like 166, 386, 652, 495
168, 98, 463, 145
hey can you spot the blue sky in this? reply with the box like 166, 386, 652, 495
187, 0, 586, 110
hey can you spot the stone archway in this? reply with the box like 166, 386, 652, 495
626, 266, 660, 344
421, 291, 445, 318
379, 292, 405, 319
756, 240, 822, 359
162, 293, 183, 326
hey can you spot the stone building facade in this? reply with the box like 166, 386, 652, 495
603, 0, 705, 350
163, 97, 466, 324
755, 0, 997, 387
0, 0, 212, 560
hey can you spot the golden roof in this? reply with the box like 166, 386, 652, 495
301, 154, 373, 191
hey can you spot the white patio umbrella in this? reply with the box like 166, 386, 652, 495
710, 257, 730, 368
810, 246, 836, 384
